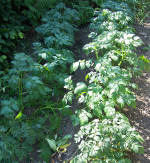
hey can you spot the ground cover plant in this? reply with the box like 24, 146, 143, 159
63, 0, 150, 162
0, 3, 79, 163
0, 0, 150, 162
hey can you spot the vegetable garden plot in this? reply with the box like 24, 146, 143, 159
63, 0, 150, 162
0, 0, 150, 162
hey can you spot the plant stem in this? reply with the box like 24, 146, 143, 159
95, 49, 99, 60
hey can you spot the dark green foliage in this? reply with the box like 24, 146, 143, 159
0, 52, 64, 162
0, 3, 79, 162
0, 0, 25, 61
0, 0, 61, 69
73, 1, 94, 25
0, 0, 149, 162
34, 2, 79, 95
23, 0, 62, 26
36, 2, 79, 48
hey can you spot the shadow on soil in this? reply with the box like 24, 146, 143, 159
125, 17, 150, 163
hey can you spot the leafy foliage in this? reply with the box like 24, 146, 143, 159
23, 0, 59, 26
0, 0, 25, 63
0, 0, 149, 162
0, 3, 79, 162
72, 113, 144, 162
63, 0, 150, 162
73, 1, 94, 25
36, 2, 79, 48
0, 0, 61, 70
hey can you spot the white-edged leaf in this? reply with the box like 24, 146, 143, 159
104, 106, 115, 118
74, 82, 87, 94
80, 60, 86, 70
46, 138, 57, 151
71, 62, 79, 72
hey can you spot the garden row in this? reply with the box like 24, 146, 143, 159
0, 0, 59, 70
63, 0, 150, 162
0, 3, 80, 163
0, 0, 93, 70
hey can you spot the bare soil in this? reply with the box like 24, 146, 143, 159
53, 26, 92, 163
126, 18, 150, 163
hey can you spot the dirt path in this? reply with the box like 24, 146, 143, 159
53, 26, 91, 163
127, 18, 150, 163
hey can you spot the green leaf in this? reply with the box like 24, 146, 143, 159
130, 83, 138, 90
118, 159, 131, 163
104, 106, 115, 118
86, 60, 92, 68
93, 106, 103, 118
126, 95, 136, 108
80, 60, 86, 70
80, 115, 88, 126
132, 144, 144, 154
39, 143, 52, 162
15, 111, 23, 120
46, 139, 57, 151
57, 134, 72, 147
117, 96, 125, 108
18, 32, 24, 39
85, 74, 89, 81
138, 55, 150, 72
63, 134, 72, 140
79, 110, 92, 126
71, 61, 79, 72
39, 53, 47, 59
110, 54, 118, 61
71, 115, 80, 126
74, 82, 87, 94
78, 94, 86, 103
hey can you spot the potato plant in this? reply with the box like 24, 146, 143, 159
63, 0, 150, 162
0, 3, 79, 163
